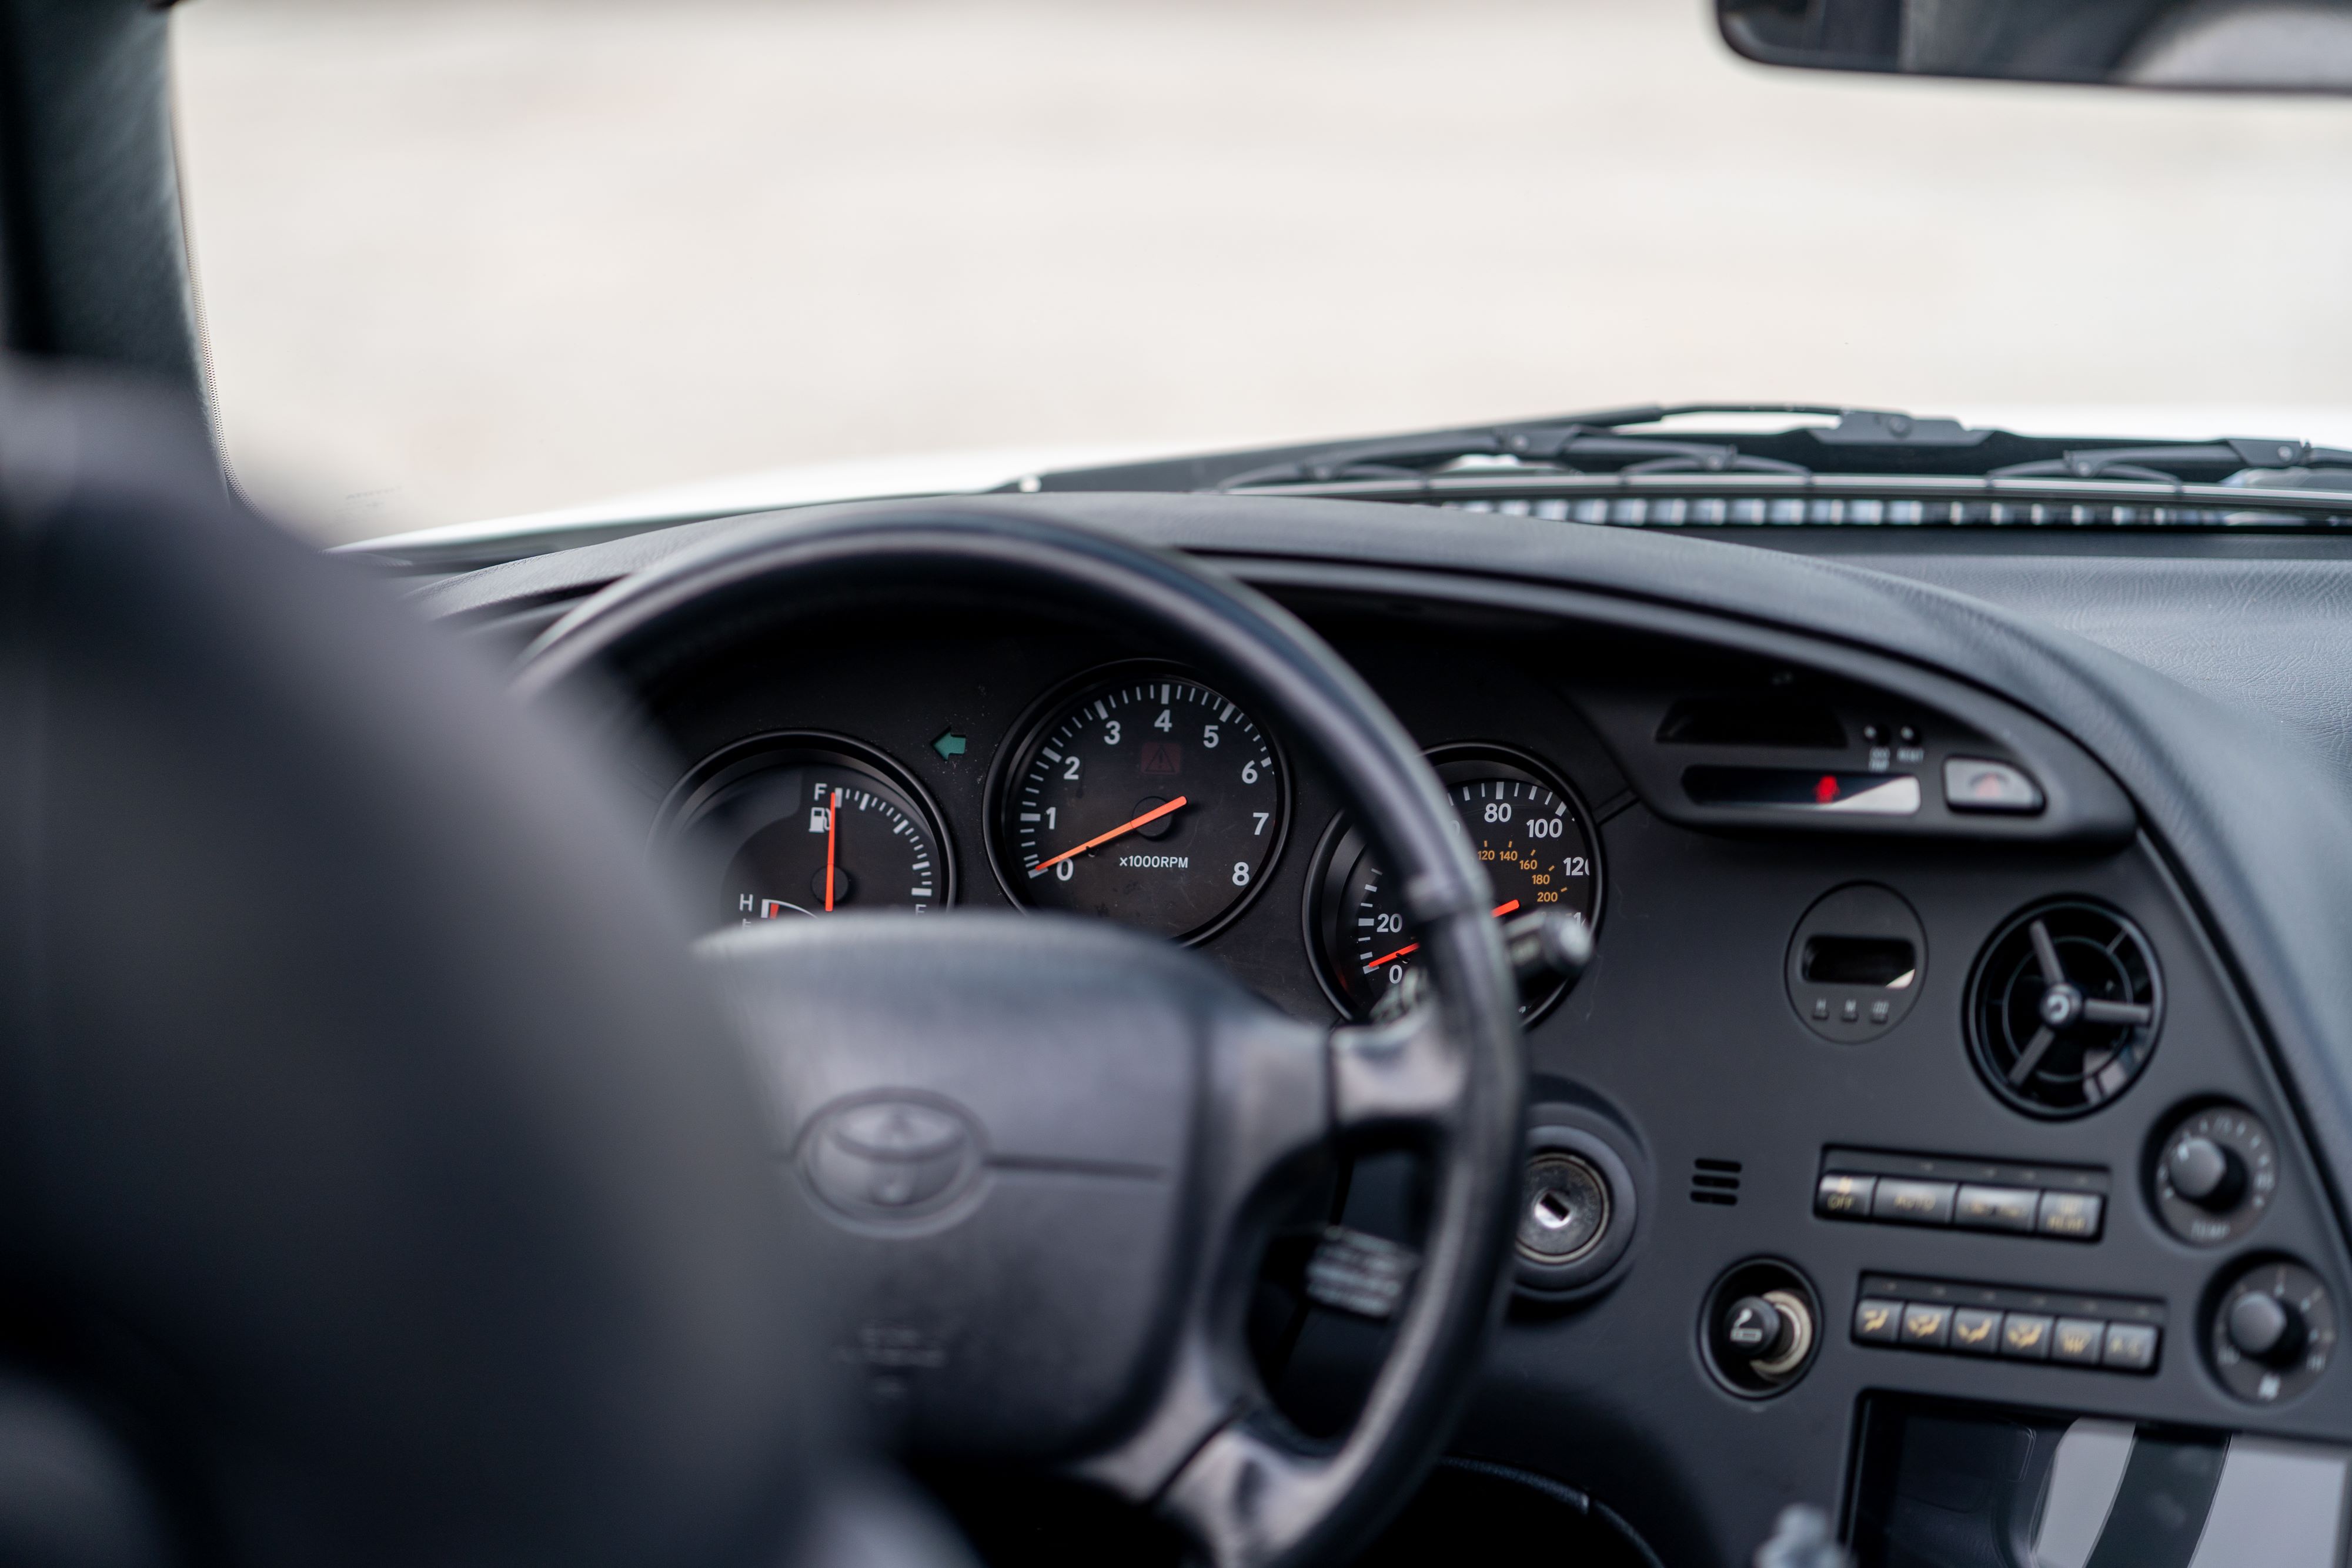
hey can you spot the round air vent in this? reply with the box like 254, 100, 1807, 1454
1967, 900, 2162, 1117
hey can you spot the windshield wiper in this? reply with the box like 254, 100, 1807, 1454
1990, 438, 2352, 486
1217, 424, 1812, 490
1007, 404, 2352, 508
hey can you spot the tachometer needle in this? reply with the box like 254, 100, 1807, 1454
824, 788, 839, 912
1029, 795, 1189, 876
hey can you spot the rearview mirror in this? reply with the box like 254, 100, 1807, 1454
1718, 0, 2352, 91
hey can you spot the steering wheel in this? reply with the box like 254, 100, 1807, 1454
520, 504, 1529, 1568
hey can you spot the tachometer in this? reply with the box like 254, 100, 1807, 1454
1311, 747, 1599, 1019
991, 669, 1287, 941
663, 735, 952, 928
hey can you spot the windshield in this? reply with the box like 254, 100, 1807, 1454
173, 1, 2352, 544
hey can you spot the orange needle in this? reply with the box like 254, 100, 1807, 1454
1362, 901, 1522, 974
824, 788, 839, 912
1029, 795, 1189, 876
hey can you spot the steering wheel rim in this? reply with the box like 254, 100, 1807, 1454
520, 502, 1526, 1568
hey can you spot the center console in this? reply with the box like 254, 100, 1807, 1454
1850, 1395, 2351, 1568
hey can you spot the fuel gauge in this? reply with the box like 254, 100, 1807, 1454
662, 734, 953, 928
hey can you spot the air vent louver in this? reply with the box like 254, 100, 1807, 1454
1967, 900, 2161, 1118
1690, 1159, 1742, 1206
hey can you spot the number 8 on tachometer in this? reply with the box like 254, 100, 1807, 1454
990, 668, 1288, 942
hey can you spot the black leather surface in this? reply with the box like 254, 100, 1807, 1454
0, 367, 840, 1565
414, 494, 2352, 1251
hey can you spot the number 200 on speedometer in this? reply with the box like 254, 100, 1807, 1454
1314, 751, 1600, 1020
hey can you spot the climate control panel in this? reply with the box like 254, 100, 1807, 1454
1850, 1273, 2162, 1376
1815, 1148, 2106, 1242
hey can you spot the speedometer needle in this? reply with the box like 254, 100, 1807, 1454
1362, 900, 1523, 973
824, 788, 839, 912
1029, 795, 1189, 876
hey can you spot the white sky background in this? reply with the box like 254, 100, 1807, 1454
172, 0, 2352, 541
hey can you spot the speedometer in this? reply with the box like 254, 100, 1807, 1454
1311, 747, 1600, 1020
990, 668, 1287, 941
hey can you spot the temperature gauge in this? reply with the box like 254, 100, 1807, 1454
662, 734, 953, 928
1311, 747, 1600, 1021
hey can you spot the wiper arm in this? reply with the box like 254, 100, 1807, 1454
1991, 437, 2352, 486
1217, 424, 1810, 490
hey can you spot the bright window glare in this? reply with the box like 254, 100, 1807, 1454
172, 0, 2352, 542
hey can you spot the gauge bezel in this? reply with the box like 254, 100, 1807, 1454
1304, 742, 1603, 1024
983, 660, 1292, 945
657, 730, 957, 910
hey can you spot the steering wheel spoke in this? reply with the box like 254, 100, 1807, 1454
1160, 1416, 1348, 1568
1329, 1007, 1469, 1135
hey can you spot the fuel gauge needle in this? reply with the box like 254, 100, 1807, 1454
824, 788, 839, 912
1029, 795, 1188, 877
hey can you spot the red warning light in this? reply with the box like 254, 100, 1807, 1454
1814, 774, 1840, 804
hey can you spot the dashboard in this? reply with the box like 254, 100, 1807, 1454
427, 495, 2352, 1568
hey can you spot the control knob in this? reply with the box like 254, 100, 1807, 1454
2226, 1292, 2306, 1366
2169, 1136, 2244, 1211
2153, 1105, 2276, 1246
2209, 1258, 2336, 1405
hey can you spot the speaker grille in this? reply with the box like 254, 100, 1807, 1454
1690, 1159, 1742, 1206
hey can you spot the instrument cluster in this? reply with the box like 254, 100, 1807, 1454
659, 658, 1606, 1019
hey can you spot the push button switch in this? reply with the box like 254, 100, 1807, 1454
1853, 1298, 1902, 1343
2052, 1317, 2106, 1366
1955, 1184, 2038, 1233
1900, 1302, 1954, 1349
2037, 1191, 2104, 1241
2103, 1322, 2160, 1373
1873, 1178, 1957, 1226
1943, 757, 2044, 814
1949, 1308, 2002, 1356
1816, 1174, 1876, 1219
2000, 1313, 2054, 1360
